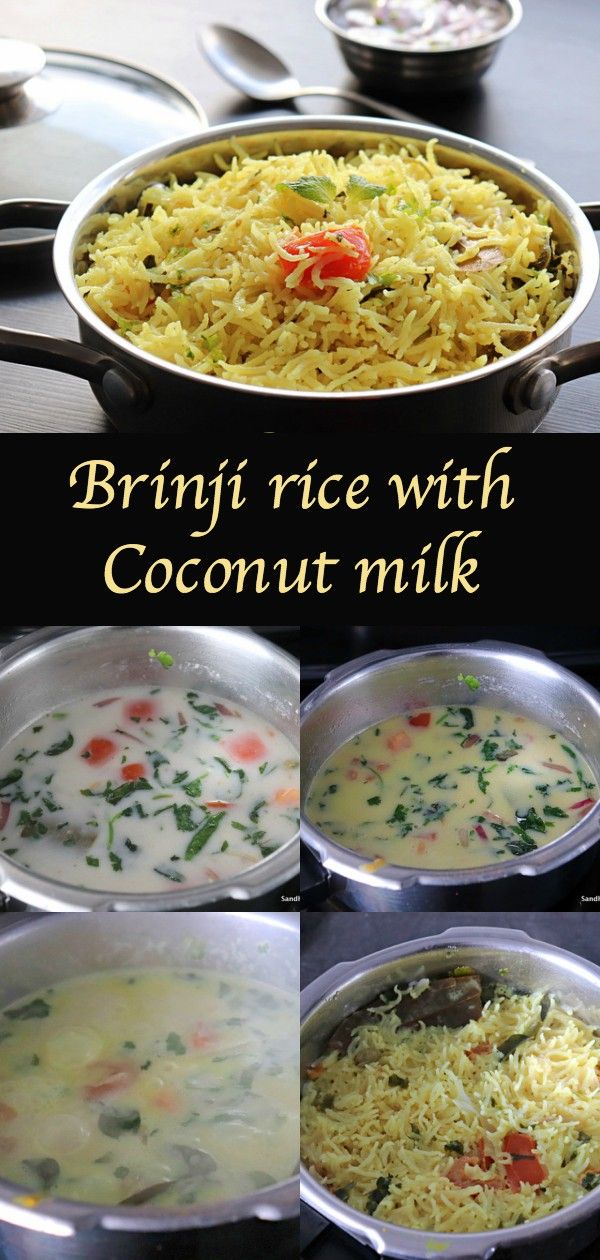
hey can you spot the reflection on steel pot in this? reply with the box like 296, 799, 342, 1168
300, 925, 600, 1260
0, 117, 599, 433
300, 641, 600, 910
0, 626, 299, 912
0, 912, 298, 1260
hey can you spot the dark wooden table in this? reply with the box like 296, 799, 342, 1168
1, 0, 599, 432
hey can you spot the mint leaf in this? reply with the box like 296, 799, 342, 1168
347, 173, 387, 200
276, 175, 335, 204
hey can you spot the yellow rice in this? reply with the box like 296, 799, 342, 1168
300, 985, 600, 1232
76, 139, 576, 392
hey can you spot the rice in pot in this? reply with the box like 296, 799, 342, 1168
300, 980, 600, 1231
76, 139, 576, 392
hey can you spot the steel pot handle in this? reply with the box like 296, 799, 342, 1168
0, 196, 68, 234
507, 200, 600, 414
0, 325, 151, 416
0, 197, 151, 416
581, 201, 600, 230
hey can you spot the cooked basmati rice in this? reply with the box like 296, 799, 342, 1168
76, 138, 576, 392
300, 985, 600, 1231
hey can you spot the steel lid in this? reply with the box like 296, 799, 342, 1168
0, 40, 207, 256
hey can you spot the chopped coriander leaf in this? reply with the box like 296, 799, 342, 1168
148, 648, 174, 669
457, 673, 481, 691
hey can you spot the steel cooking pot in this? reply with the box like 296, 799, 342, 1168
0, 116, 599, 433
0, 911, 298, 1260
0, 625, 299, 911
300, 641, 600, 910
300, 924, 600, 1259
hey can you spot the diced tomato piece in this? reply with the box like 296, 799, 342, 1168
121, 762, 146, 781
273, 786, 300, 806
0, 1102, 17, 1123
83, 1060, 138, 1100
227, 734, 268, 762
447, 1142, 503, 1191
475, 1138, 493, 1170
81, 737, 118, 766
386, 731, 412, 753
466, 1043, 493, 1061
279, 225, 371, 291
409, 712, 431, 728
124, 699, 155, 723
503, 1133, 536, 1157
151, 1088, 181, 1113
0, 801, 10, 830
474, 824, 488, 840
503, 1132, 547, 1190
191, 1022, 216, 1050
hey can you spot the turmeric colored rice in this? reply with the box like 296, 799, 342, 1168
301, 983, 600, 1232
76, 138, 576, 392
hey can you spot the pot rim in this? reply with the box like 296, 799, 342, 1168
300, 639, 600, 889
300, 924, 600, 1257
315, 0, 524, 56
53, 114, 599, 401
0, 625, 299, 911
0, 910, 299, 1235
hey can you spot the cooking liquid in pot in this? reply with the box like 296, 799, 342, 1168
306, 705, 598, 868
0, 967, 297, 1206
0, 686, 299, 893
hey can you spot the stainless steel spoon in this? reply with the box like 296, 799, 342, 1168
198, 24, 424, 124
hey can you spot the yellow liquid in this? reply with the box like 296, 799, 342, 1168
0, 968, 297, 1206
306, 705, 598, 869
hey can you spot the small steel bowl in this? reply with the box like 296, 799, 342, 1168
316, 0, 523, 95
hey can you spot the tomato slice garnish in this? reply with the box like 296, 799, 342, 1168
81, 737, 118, 766
124, 699, 155, 723
121, 762, 146, 781
279, 225, 372, 291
